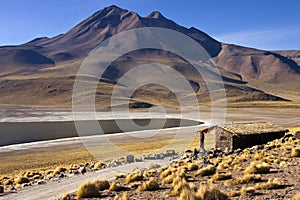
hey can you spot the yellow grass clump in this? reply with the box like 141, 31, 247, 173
160, 167, 172, 179
109, 182, 121, 191
126, 171, 143, 183
170, 177, 191, 197
195, 165, 216, 177
244, 162, 270, 174
94, 162, 105, 169
149, 163, 161, 169
114, 192, 129, 200
211, 172, 232, 181
197, 183, 228, 200
76, 181, 100, 198
292, 193, 300, 200
137, 178, 160, 191
224, 174, 262, 186
255, 178, 282, 190
240, 186, 255, 196
14, 177, 30, 184
61, 192, 72, 200
94, 179, 110, 191
178, 187, 200, 200
187, 163, 199, 171
291, 148, 300, 157
115, 173, 126, 179
53, 167, 67, 176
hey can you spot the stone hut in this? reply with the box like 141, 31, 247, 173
198, 122, 289, 151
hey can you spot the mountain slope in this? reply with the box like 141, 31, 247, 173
0, 5, 299, 109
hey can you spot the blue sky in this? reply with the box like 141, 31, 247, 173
0, 0, 299, 50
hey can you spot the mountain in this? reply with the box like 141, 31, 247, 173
0, 5, 299, 109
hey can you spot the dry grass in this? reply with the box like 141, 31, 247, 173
292, 193, 300, 200
291, 148, 300, 157
0, 135, 203, 177
114, 192, 129, 200
160, 167, 172, 179
115, 173, 126, 179
14, 177, 30, 184
195, 165, 216, 177
137, 178, 160, 191
197, 183, 228, 200
224, 174, 262, 186
187, 163, 199, 171
109, 182, 121, 191
76, 181, 100, 198
126, 171, 143, 183
255, 178, 282, 190
94, 162, 105, 169
170, 177, 190, 196
61, 192, 72, 200
211, 172, 232, 181
53, 167, 67, 176
149, 163, 161, 169
244, 162, 270, 174
240, 186, 255, 196
94, 179, 110, 191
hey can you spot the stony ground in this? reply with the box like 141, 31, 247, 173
57, 132, 300, 200
1, 131, 299, 200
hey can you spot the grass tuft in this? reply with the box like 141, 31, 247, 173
224, 174, 262, 186
244, 162, 270, 174
126, 171, 143, 183
94, 179, 110, 191
195, 165, 216, 177
255, 178, 283, 190
292, 193, 300, 200
211, 172, 232, 181
291, 148, 300, 157
240, 186, 255, 196
137, 178, 160, 191
76, 181, 100, 198
14, 177, 30, 184
114, 192, 129, 200
109, 182, 122, 191
61, 192, 72, 200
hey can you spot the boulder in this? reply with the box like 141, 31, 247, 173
126, 155, 135, 163
166, 150, 176, 156
295, 131, 300, 139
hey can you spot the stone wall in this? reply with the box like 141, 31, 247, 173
214, 127, 233, 151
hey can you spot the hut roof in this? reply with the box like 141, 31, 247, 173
199, 122, 288, 136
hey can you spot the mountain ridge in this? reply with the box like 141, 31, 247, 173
0, 5, 299, 108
